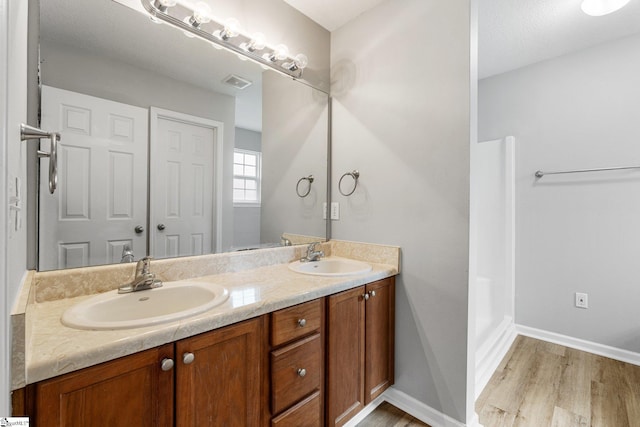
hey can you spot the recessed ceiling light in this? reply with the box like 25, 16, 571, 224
581, 0, 631, 16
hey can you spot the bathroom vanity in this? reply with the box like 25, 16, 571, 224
11, 241, 399, 427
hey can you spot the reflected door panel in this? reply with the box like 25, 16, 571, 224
152, 111, 217, 258
39, 86, 148, 270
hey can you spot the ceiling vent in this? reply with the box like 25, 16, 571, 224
222, 74, 252, 90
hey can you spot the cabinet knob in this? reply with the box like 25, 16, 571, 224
297, 368, 307, 377
363, 293, 370, 301
160, 358, 174, 371
183, 352, 195, 365
369, 290, 376, 298
297, 318, 307, 327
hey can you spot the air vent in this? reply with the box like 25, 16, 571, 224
222, 74, 252, 90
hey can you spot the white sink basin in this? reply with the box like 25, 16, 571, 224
288, 257, 372, 276
61, 281, 229, 330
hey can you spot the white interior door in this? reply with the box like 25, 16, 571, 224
150, 108, 222, 258
39, 86, 148, 270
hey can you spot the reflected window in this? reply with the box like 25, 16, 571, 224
233, 149, 261, 206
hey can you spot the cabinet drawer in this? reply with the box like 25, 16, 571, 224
271, 299, 322, 346
271, 333, 322, 414
271, 390, 321, 427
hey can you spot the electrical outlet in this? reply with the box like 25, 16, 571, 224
575, 292, 588, 309
330, 202, 340, 220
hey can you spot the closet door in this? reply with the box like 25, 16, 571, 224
39, 86, 148, 270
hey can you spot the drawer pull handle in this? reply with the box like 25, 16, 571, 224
298, 318, 307, 327
183, 352, 195, 365
297, 368, 307, 377
160, 358, 174, 371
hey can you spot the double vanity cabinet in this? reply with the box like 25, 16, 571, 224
15, 276, 395, 427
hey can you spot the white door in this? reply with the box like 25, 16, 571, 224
150, 108, 222, 258
39, 86, 148, 270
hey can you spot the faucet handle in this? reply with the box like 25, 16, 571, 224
136, 256, 153, 275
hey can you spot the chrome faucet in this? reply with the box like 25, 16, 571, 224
281, 236, 292, 246
118, 256, 163, 294
301, 242, 324, 262
120, 244, 134, 263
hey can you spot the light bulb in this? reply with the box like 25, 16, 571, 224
274, 44, 289, 60
293, 53, 308, 69
183, 17, 196, 37
264, 44, 289, 62
241, 33, 266, 52
220, 18, 241, 39
581, 0, 630, 16
249, 33, 266, 51
283, 53, 308, 72
153, 0, 176, 12
192, 2, 212, 24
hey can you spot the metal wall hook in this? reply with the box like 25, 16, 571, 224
296, 175, 314, 197
338, 170, 359, 196
21, 123, 60, 194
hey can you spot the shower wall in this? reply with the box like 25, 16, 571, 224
473, 136, 516, 398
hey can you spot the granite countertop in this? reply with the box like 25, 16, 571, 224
24, 257, 398, 385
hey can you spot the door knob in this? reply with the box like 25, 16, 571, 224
157, 224, 166, 231
134, 225, 144, 234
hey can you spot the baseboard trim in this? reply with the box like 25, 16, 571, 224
342, 394, 386, 427
475, 317, 517, 398
382, 388, 468, 427
515, 324, 640, 367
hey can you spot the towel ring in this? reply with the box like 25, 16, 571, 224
339, 170, 360, 196
296, 175, 314, 198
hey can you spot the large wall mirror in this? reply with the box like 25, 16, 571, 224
35, 0, 329, 271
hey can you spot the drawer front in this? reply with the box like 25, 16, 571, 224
271, 299, 322, 347
271, 333, 322, 414
271, 390, 321, 427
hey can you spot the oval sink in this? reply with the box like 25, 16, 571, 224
288, 257, 372, 276
61, 281, 229, 331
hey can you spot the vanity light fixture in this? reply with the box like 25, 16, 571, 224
581, 0, 631, 16
140, 0, 309, 78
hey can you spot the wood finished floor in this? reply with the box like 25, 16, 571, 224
476, 335, 640, 427
356, 402, 431, 427
360, 335, 640, 427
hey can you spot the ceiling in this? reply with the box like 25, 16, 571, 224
478, 0, 640, 79
284, 0, 640, 79
283, 0, 386, 32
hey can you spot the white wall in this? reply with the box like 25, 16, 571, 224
1, 0, 28, 412
261, 71, 328, 244
331, 0, 472, 423
479, 33, 640, 352
234, 127, 262, 248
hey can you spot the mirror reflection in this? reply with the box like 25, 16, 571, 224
37, 0, 329, 271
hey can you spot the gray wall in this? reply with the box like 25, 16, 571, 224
261, 71, 328, 244
479, 33, 640, 352
331, 0, 472, 422
233, 127, 262, 248
2, 0, 29, 411
39, 40, 237, 252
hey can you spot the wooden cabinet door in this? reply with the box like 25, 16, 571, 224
365, 277, 395, 403
326, 286, 366, 427
175, 317, 264, 427
35, 344, 174, 427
